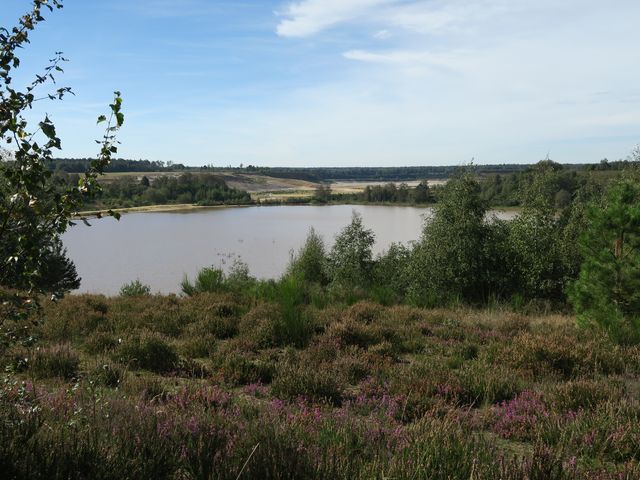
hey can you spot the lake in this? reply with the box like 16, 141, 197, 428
62, 204, 515, 295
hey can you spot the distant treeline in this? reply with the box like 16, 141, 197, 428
212, 165, 533, 182
48, 157, 640, 183
50, 158, 188, 173
57, 172, 251, 209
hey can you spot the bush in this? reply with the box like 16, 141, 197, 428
181, 267, 225, 295
287, 227, 329, 285
119, 279, 151, 297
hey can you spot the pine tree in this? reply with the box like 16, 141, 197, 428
569, 176, 640, 343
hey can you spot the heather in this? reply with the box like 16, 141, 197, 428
2, 294, 640, 479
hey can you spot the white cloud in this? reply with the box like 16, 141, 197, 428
343, 49, 469, 69
276, 0, 537, 38
276, 0, 395, 37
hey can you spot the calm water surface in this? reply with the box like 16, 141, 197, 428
62, 205, 514, 295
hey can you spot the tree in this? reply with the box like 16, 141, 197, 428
507, 161, 567, 301
287, 228, 329, 285
569, 175, 640, 343
407, 168, 490, 306
0, 0, 123, 299
328, 212, 375, 288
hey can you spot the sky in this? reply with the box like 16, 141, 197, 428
2, 0, 639, 167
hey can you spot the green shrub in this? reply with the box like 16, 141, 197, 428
119, 279, 151, 297
181, 267, 225, 295
286, 227, 329, 285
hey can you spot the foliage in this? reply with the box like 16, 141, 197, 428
0, 0, 123, 297
181, 260, 253, 296
570, 175, 640, 343
75, 172, 252, 209
119, 279, 151, 297
328, 212, 375, 289
507, 162, 569, 301
407, 169, 491, 305
287, 227, 329, 285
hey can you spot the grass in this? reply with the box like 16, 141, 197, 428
1, 294, 639, 478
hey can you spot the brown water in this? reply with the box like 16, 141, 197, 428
62, 204, 515, 295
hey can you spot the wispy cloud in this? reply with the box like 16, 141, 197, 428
276, 0, 530, 38
343, 49, 468, 68
276, 0, 395, 37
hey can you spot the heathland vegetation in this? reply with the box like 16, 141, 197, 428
3, 161, 640, 478
2, 2, 640, 479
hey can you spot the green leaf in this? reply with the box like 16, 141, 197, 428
39, 120, 56, 140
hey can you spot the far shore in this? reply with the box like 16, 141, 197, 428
75, 203, 248, 218
75, 201, 521, 218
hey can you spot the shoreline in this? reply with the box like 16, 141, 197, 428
75, 203, 251, 217
76, 201, 522, 217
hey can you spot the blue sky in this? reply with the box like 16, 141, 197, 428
3, 0, 639, 167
